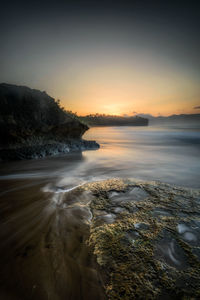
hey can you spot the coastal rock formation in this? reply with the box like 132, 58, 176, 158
0, 83, 99, 160
81, 179, 200, 299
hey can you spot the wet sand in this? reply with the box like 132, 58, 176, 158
0, 179, 105, 300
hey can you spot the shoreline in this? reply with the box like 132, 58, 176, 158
0, 139, 100, 161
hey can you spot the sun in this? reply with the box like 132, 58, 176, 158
102, 104, 123, 116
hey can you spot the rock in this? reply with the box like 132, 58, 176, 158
79, 179, 200, 299
0, 140, 99, 160
0, 83, 99, 160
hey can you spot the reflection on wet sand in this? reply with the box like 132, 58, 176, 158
0, 180, 105, 300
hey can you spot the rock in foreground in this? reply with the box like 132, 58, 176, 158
81, 179, 200, 299
0, 83, 99, 160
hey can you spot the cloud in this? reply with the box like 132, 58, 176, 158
193, 106, 200, 109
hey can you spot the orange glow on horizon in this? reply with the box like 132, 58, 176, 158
48, 56, 200, 117
61, 92, 200, 117
62, 99, 200, 117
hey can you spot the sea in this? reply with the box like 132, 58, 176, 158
1, 125, 200, 191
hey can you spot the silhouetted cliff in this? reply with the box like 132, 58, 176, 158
0, 83, 99, 160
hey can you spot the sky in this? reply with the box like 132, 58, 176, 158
0, 0, 200, 116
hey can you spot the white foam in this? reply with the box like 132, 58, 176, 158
177, 223, 190, 234
167, 241, 181, 266
183, 232, 197, 242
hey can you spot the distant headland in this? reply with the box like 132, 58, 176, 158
138, 113, 200, 127
79, 114, 149, 127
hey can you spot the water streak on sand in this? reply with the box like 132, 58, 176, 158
0, 180, 105, 300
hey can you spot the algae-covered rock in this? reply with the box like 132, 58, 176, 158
81, 179, 200, 299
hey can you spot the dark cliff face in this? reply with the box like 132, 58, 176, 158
0, 83, 88, 147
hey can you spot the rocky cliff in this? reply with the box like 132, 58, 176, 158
0, 83, 99, 160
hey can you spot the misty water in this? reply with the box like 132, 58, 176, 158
1, 125, 200, 190
0, 125, 200, 300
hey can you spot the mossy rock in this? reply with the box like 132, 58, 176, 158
80, 179, 200, 299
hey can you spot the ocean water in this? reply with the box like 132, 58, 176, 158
83, 125, 200, 188
0, 125, 200, 190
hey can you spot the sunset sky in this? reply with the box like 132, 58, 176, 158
0, 0, 200, 116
